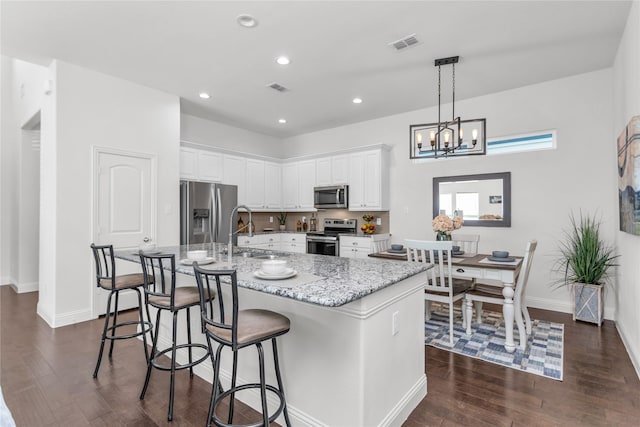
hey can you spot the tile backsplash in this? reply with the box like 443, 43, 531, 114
237, 210, 390, 234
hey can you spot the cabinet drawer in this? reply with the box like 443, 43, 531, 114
451, 267, 482, 280
281, 233, 305, 243
340, 236, 371, 248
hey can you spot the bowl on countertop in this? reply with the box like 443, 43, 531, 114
187, 250, 208, 261
261, 259, 287, 275
492, 250, 509, 258
452, 245, 461, 252
391, 244, 404, 251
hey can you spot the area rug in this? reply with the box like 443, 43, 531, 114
425, 306, 564, 381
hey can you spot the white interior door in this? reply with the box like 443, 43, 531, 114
96, 151, 154, 247
94, 149, 155, 315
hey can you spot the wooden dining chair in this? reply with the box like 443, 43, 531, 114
405, 239, 474, 345
464, 240, 537, 336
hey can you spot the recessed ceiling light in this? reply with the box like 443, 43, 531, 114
352, 97, 363, 104
276, 56, 291, 65
199, 92, 211, 99
278, 119, 287, 124
237, 14, 258, 28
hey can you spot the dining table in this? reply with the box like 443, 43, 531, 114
369, 249, 525, 353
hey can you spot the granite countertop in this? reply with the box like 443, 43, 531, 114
115, 243, 428, 308
240, 230, 308, 235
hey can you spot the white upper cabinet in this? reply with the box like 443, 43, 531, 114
264, 161, 282, 210
315, 154, 349, 186
180, 147, 223, 182
332, 154, 349, 184
198, 151, 223, 182
180, 145, 388, 212
315, 157, 332, 186
349, 149, 389, 211
282, 160, 316, 210
244, 159, 282, 210
179, 147, 198, 180
245, 158, 265, 209
223, 154, 246, 204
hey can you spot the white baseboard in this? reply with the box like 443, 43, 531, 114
0, 276, 16, 287
37, 302, 55, 328
37, 305, 93, 329
526, 295, 615, 320
615, 318, 640, 380
378, 374, 427, 427
15, 281, 38, 293
53, 308, 93, 328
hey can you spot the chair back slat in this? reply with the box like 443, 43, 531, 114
139, 252, 177, 308
405, 239, 454, 295
515, 240, 537, 302
193, 265, 240, 350
451, 233, 480, 254
90, 243, 116, 289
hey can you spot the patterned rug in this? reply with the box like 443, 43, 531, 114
425, 305, 564, 381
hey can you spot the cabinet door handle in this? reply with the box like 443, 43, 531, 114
456, 268, 465, 273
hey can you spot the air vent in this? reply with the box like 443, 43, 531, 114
389, 34, 420, 51
268, 82, 288, 92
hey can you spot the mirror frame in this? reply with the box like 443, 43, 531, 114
432, 172, 511, 227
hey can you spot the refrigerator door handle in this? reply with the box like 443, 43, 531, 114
209, 186, 216, 243
180, 181, 189, 245
215, 187, 222, 241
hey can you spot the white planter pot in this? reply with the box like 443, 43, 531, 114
572, 282, 603, 326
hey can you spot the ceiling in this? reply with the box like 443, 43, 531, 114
1, 1, 632, 138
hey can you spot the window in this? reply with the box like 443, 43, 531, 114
487, 130, 556, 155
455, 193, 479, 220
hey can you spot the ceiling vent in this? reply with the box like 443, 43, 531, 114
268, 82, 288, 92
389, 34, 420, 51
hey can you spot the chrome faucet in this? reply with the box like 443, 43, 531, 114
228, 205, 252, 264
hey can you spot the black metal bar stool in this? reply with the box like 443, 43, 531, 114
90, 243, 153, 378
139, 252, 215, 421
193, 264, 292, 427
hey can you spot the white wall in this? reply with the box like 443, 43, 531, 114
282, 69, 617, 318
181, 114, 282, 158
37, 60, 180, 327
613, 0, 640, 376
0, 56, 48, 291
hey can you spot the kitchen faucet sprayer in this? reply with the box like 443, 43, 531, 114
228, 205, 252, 264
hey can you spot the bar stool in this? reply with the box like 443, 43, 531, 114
90, 243, 153, 378
193, 264, 292, 427
138, 252, 215, 421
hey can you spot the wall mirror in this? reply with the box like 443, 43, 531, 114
433, 172, 511, 227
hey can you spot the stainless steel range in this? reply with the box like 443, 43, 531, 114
306, 218, 357, 256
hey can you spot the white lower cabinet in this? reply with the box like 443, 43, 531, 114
340, 234, 390, 259
237, 234, 281, 250
281, 233, 307, 253
340, 236, 372, 259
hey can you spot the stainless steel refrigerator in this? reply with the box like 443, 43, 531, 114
180, 181, 238, 245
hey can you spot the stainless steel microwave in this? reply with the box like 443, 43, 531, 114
314, 185, 349, 209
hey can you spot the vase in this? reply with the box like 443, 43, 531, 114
436, 232, 451, 241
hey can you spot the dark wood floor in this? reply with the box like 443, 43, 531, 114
1, 286, 639, 426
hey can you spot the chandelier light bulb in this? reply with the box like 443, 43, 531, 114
472, 129, 478, 140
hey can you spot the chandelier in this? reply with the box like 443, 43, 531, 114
410, 56, 486, 159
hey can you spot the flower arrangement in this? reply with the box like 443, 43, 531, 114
432, 214, 463, 240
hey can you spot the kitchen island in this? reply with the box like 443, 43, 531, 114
116, 243, 429, 427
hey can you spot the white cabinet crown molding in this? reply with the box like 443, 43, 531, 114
181, 139, 391, 163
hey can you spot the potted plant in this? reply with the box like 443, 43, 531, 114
553, 212, 618, 325
277, 212, 287, 231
